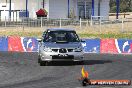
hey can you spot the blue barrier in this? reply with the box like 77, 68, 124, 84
21, 37, 38, 52
0, 36, 132, 54
82, 39, 100, 53
0, 37, 8, 51
115, 39, 132, 54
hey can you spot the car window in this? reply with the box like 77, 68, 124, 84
43, 31, 80, 42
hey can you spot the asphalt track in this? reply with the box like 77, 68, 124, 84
0, 52, 132, 88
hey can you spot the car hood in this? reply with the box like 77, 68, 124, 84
43, 42, 82, 49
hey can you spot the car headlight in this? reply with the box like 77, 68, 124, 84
43, 46, 52, 52
74, 47, 82, 52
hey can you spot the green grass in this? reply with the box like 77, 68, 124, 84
79, 33, 132, 39
1, 28, 132, 39
3, 32, 132, 39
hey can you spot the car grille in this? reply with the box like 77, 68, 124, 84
67, 49, 73, 52
52, 48, 73, 53
59, 48, 67, 53
52, 55, 74, 59
52, 49, 58, 52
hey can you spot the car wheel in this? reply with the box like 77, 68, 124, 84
38, 55, 41, 63
80, 61, 84, 65
40, 61, 48, 66
38, 58, 41, 63
45, 62, 48, 66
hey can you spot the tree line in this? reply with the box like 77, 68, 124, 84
110, 0, 132, 13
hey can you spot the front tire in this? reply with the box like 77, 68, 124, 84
40, 61, 44, 66
80, 61, 84, 65
40, 61, 48, 66
38, 55, 41, 63
38, 55, 48, 66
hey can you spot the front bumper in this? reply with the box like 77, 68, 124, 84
39, 51, 84, 62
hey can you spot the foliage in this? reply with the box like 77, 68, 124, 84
110, 0, 132, 12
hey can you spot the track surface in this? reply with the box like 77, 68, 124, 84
0, 52, 132, 88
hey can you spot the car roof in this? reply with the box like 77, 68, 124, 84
46, 28, 75, 31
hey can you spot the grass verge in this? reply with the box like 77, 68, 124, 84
0, 27, 132, 39
79, 33, 132, 39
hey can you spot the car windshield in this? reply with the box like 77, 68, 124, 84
43, 31, 80, 43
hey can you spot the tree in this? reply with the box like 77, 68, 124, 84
110, 0, 132, 13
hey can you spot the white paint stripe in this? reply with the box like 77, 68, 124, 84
21, 37, 26, 52
115, 39, 121, 53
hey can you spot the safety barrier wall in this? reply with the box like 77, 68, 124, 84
82, 39, 100, 53
0, 37, 8, 51
0, 36, 132, 54
83, 39, 132, 54
0, 36, 38, 52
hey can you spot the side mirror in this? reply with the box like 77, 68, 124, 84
81, 39, 85, 42
37, 38, 42, 42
